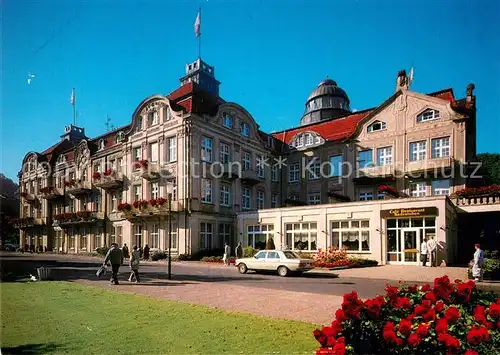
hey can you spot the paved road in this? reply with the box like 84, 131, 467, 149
0, 252, 422, 300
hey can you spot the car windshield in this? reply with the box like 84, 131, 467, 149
283, 251, 300, 259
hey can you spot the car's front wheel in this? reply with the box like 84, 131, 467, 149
277, 266, 289, 277
238, 263, 248, 274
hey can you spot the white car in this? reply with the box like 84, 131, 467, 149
236, 250, 314, 277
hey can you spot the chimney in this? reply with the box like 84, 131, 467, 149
466, 83, 476, 108
396, 70, 409, 92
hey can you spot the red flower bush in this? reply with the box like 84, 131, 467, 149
117, 202, 132, 212
377, 185, 399, 197
92, 172, 101, 180
313, 275, 500, 354
103, 169, 113, 176
133, 160, 148, 169
132, 200, 149, 209
455, 185, 500, 198
40, 186, 55, 194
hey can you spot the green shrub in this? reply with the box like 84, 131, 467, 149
297, 252, 315, 259
349, 258, 378, 267
151, 251, 167, 261
243, 246, 258, 258
177, 253, 191, 261
201, 256, 223, 262
190, 248, 224, 260
95, 246, 109, 256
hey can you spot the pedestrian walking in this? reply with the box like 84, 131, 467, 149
235, 241, 243, 259
427, 236, 437, 267
103, 243, 124, 285
420, 237, 428, 267
143, 244, 150, 260
122, 243, 129, 259
223, 242, 231, 266
128, 245, 140, 283
471, 243, 484, 282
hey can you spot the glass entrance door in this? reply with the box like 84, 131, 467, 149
401, 229, 420, 264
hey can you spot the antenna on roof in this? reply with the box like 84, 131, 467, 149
105, 115, 115, 132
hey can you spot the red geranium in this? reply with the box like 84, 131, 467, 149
416, 323, 430, 337
398, 319, 412, 336
444, 306, 461, 324
385, 285, 399, 299
435, 301, 446, 313
407, 333, 421, 348
435, 318, 449, 334
464, 350, 479, 355
466, 326, 490, 345
335, 309, 348, 322
489, 302, 500, 319
396, 296, 412, 310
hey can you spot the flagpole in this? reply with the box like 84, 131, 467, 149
72, 88, 76, 126
198, 7, 201, 59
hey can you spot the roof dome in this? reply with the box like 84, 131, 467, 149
301, 77, 351, 126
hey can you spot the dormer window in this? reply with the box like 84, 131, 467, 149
223, 113, 233, 129
241, 122, 250, 137
57, 155, 66, 165
148, 111, 158, 125
305, 133, 313, 146
165, 108, 171, 121
367, 121, 386, 133
115, 131, 124, 144
296, 135, 304, 148
292, 132, 324, 149
136, 117, 143, 133
417, 109, 440, 123
98, 139, 105, 150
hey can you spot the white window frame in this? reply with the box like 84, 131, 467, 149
308, 158, 321, 180
150, 224, 159, 248
134, 225, 142, 247
289, 163, 300, 183
271, 164, 279, 182
256, 155, 265, 178
256, 190, 265, 209
150, 142, 159, 163
223, 113, 233, 129
201, 136, 213, 163
305, 133, 313, 146
431, 137, 450, 159
201, 179, 213, 204
410, 141, 427, 161
284, 222, 318, 251
359, 192, 373, 201
377, 147, 392, 166
200, 222, 213, 250
417, 109, 440, 123
331, 220, 370, 252
220, 142, 231, 164
271, 194, 278, 208
134, 147, 141, 162
151, 182, 159, 200
308, 193, 321, 205
242, 187, 251, 210
410, 182, 427, 197
219, 223, 231, 245
247, 224, 274, 249
241, 122, 250, 137
80, 228, 87, 250
220, 184, 231, 207
168, 137, 177, 162
367, 121, 386, 133
134, 185, 141, 202
432, 179, 451, 196
166, 222, 178, 250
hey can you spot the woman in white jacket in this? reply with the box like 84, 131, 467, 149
128, 245, 141, 283
472, 243, 484, 282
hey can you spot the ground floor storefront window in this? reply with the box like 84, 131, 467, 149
331, 220, 370, 251
247, 224, 274, 249
386, 217, 436, 264
165, 222, 178, 250
285, 222, 317, 251
200, 222, 213, 250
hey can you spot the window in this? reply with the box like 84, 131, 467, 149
136, 117, 143, 133
151, 182, 159, 199
201, 179, 213, 203
431, 137, 450, 158
410, 141, 427, 161
241, 122, 250, 137
134, 225, 142, 247
367, 121, 386, 133
98, 139, 105, 150
94, 227, 103, 249
285, 222, 317, 251
242, 187, 251, 210
296, 134, 304, 148
305, 133, 313, 146
223, 113, 233, 128
94, 193, 101, 212
133, 147, 141, 162
166, 222, 178, 249
219, 223, 231, 245
329, 155, 342, 177
359, 192, 373, 201
432, 179, 451, 196
134, 185, 141, 202
410, 182, 427, 197
271, 164, 279, 182
111, 192, 121, 211
271, 194, 278, 208
80, 228, 87, 250
200, 222, 213, 250
331, 220, 370, 251
201, 136, 213, 162
247, 224, 274, 249
289, 163, 300, 183
69, 199, 75, 213
377, 147, 392, 166
116, 131, 124, 143
256, 155, 265, 178
417, 109, 440, 123
220, 184, 231, 207
220, 142, 231, 164
117, 158, 123, 172
69, 229, 75, 249
358, 150, 373, 168
150, 224, 159, 248
149, 111, 158, 125
257, 190, 265, 209
165, 108, 171, 121
308, 193, 321, 205
150, 142, 159, 163
242, 151, 252, 171
308, 158, 320, 180
168, 137, 177, 162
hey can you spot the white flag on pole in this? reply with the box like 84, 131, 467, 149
194, 11, 201, 37
408, 67, 414, 85
71, 88, 75, 105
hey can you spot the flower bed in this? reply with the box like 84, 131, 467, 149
313, 276, 500, 354
312, 247, 378, 269
201, 256, 236, 264
455, 185, 500, 198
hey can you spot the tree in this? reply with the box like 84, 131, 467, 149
477, 153, 500, 185
0, 174, 19, 246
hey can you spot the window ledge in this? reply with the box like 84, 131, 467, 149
346, 251, 372, 254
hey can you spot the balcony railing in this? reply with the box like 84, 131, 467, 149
11, 217, 44, 228
454, 195, 500, 207
53, 211, 104, 225
65, 180, 93, 195
93, 170, 123, 190
239, 169, 260, 185
40, 186, 64, 199
20, 192, 36, 202
118, 199, 182, 220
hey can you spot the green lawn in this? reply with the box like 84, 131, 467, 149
1, 282, 317, 354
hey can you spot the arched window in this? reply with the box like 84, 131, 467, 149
417, 109, 440, 123
115, 131, 124, 144
367, 121, 387, 133
98, 139, 105, 150
241, 122, 250, 137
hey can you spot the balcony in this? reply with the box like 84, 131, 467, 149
239, 169, 260, 185
405, 157, 455, 179
453, 196, 500, 213
40, 186, 64, 200
65, 180, 93, 195
120, 199, 182, 220
11, 217, 44, 228
212, 163, 240, 180
19, 192, 36, 202
53, 211, 104, 226
93, 170, 123, 190
353, 165, 395, 184
109, 211, 125, 221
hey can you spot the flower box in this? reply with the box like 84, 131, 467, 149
378, 185, 399, 198
133, 160, 148, 169
327, 191, 351, 202
455, 185, 500, 199
92, 172, 101, 180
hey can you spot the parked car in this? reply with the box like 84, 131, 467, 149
2, 244, 18, 251
235, 250, 314, 277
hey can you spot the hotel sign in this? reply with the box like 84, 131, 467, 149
380, 207, 438, 218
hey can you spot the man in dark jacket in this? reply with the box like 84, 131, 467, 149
104, 243, 124, 285
235, 241, 243, 259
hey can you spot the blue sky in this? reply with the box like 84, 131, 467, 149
2, 0, 499, 181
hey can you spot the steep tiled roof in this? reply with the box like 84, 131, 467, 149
167, 82, 224, 115
428, 88, 456, 102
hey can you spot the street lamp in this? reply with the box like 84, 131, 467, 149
166, 180, 176, 280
